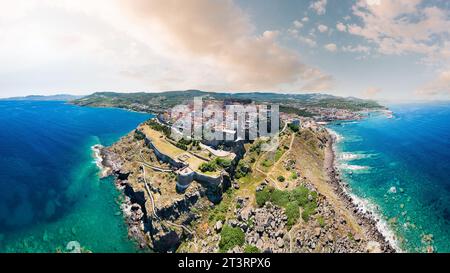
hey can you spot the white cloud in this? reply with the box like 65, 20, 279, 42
336, 22, 347, 32
416, 70, 450, 98
348, 0, 450, 99
0, 0, 335, 95
262, 30, 280, 40
297, 35, 317, 48
317, 24, 328, 33
363, 87, 381, 98
309, 0, 327, 15
301, 17, 309, 22
301, 68, 334, 91
324, 43, 337, 52
293, 20, 303, 28
342, 45, 370, 53
348, 0, 450, 57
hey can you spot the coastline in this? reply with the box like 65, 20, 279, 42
92, 142, 150, 250
92, 144, 112, 178
324, 128, 400, 252
91, 123, 401, 253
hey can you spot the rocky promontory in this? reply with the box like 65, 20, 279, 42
96, 120, 395, 253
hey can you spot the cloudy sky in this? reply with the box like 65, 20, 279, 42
0, 0, 449, 101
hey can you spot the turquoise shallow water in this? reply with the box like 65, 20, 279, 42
328, 103, 450, 253
0, 101, 151, 253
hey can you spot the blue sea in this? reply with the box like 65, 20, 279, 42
328, 102, 450, 253
0, 101, 151, 253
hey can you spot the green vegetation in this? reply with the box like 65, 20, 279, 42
277, 176, 285, 182
301, 201, 317, 222
255, 189, 270, 207
215, 157, 232, 169
73, 90, 384, 115
174, 138, 196, 151
280, 106, 315, 117
261, 159, 273, 168
255, 186, 318, 228
288, 123, 300, 133
235, 160, 251, 179
147, 119, 171, 137
317, 215, 326, 228
175, 142, 188, 151
208, 191, 232, 223
348, 232, 355, 241
285, 203, 300, 227
290, 172, 298, 180
244, 244, 261, 253
250, 141, 262, 155
199, 157, 233, 173
308, 97, 383, 111
219, 225, 245, 252
134, 130, 145, 141
178, 138, 192, 146
199, 161, 218, 173
275, 148, 284, 162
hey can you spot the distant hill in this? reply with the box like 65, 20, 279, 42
1, 94, 84, 101
72, 90, 384, 114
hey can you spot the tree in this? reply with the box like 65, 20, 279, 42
219, 226, 245, 252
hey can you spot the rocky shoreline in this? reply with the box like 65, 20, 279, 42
93, 125, 399, 253
93, 144, 151, 249
324, 131, 398, 252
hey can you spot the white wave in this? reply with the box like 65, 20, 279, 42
343, 189, 402, 252
340, 152, 363, 161
340, 163, 370, 171
91, 144, 109, 177
327, 128, 344, 143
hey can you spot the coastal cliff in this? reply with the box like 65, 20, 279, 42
96, 121, 395, 253
97, 131, 224, 252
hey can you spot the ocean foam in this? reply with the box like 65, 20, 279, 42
340, 163, 370, 171
342, 187, 402, 252
91, 144, 108, 177
327, 128, 344, 143
340, 152, 360, 161
332, 144, 402, 252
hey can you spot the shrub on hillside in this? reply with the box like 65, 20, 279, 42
244, 245, 261, 253
288, 123, 300, 132
255, 187, 272, 207
199, 161, 217, 173
235, 161, 251, 179
215, 157, 232, 169
285, 202, 300, 228
219, 226, 245, 252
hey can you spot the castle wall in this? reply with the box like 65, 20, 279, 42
143, 136, 186, 169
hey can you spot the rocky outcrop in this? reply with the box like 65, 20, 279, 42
156, 190, 202, 220
148, 220, 184, 253
241, 202, 288, 253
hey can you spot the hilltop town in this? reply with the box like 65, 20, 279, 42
89, 92, 393, 253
